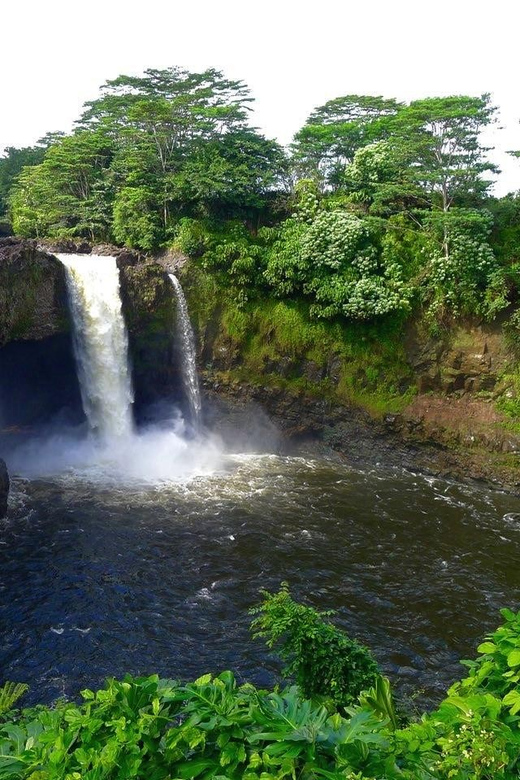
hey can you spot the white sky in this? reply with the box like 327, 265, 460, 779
2, 0, 519, 195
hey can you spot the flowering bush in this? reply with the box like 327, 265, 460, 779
265, 209, 411, 320
424, 209, 508, 320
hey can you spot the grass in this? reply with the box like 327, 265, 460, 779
182, 266, 416, 418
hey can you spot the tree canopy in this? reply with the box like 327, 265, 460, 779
4, 70, 518, 326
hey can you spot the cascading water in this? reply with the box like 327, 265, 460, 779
168, 273, 202, 428
57, 254, 134, 441
10, 256, 222, 482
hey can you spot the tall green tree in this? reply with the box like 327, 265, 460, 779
394, 94, 498, 212
10, 130, 114, 239
291, 95, 403, 189
78, 67, 286, 240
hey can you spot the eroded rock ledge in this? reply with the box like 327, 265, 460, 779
0, 238, 70, 344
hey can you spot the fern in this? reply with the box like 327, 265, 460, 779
0, 682, 29, 715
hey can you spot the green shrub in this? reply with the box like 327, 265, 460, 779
0, 683, 28, 717
2, 601, 520, 779
250, 583, 380, 707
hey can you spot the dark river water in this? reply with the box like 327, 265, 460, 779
2, 445, 520, 710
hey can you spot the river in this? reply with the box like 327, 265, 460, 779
2, 449, 520, 710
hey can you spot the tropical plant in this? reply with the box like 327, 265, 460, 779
250, 583, 381, 707
0, 683, 28, 717
1, 603, 520, 779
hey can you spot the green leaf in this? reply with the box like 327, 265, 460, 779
507, 649, 520, 667
194, 674, 212, 686
477, 641, 497, 654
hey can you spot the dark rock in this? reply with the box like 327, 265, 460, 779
153, 249, 188, 272
37, 237, 81, 254
38, 238, 97, 255
417, 372, 440, 393
0, 238, 70, 345
0, 459, 9, 518
118, 263, 180, 416
0, 333, 84, 428
303, 360, 326, 383
116, 251, 142, 268
91, 243, 121, 256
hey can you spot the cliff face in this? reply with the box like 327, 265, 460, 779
0, 239, 83, 429
0, 238, 71, 344
1, 240, 519, 490
118, 259, 180, 413
180, 264, 520, 491
0, 240, 181, 425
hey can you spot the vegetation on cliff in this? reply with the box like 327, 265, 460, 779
2, 70, 518, 329
1, 588, 520, 778
2, 65, 520, 441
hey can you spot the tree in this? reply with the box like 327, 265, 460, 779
175, 129, 288, 220
0, 147, 44, 218
10, 131, 114, 240
393, 94, 498, 213
387, 95, 500, 297
291, 95, 403, 189
343, 140, 426, 217
76, 67, 286, 240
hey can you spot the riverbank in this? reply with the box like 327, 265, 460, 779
1, 237, 519, 493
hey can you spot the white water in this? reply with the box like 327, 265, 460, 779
169, 274, 202, 428
13, 255, 224, 484
8, 412, 223, 484
58, 254, 134, 440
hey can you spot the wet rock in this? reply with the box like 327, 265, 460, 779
417, 371, 440, 393
118, 262, 178, 414
303, 360, 326, 383
91, 243, 122, 256
38, 237, 84, 254
116, 250, 142, 268
0, 459, 9, 518
0, 238, 70, 345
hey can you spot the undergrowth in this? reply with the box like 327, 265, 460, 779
182, 265, 415, 418
2, 587, 520, 779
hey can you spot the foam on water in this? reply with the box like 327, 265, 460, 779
8, 418, 224, 484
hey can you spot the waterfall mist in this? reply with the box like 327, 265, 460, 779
6, 255, 224, 484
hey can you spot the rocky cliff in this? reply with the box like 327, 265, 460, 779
0, 237, 70, 344
0, 239, 179, 427
1, 238, 519, 490
180, 265, 520, 491
117, 257, 179, 414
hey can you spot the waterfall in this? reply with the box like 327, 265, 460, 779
168, 274, 202, 428
57, 254, 134, 440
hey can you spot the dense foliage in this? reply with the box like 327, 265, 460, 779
2, 67, 520, 330
1, 590, 520, 779
250, 584, 380, 706
5, 67, 286, 247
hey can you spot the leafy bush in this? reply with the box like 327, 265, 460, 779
264, 209, 411, 321
112, 186, 163, 250
0, 683, 28, 717
2, 599, 520, 779
172, 217, 210, 258
250, 583, 380, 707
423, 209, 508, 321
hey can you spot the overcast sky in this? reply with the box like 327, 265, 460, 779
2, 0, 519, 194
